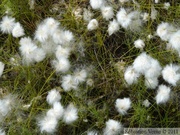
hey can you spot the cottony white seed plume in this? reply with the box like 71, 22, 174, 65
103, 119, 122, 135
35, 23, 49, 42
101, 6, 114, 20
142, 99, 151, 107
115, 97, 131, 115
52, 57, 70, 73
124, 66, 140, 85
155, 85, 171, 104
32, 48, 46, 63
87, 19, 98, 31
134, 39, 145, 50
0, 62, 5, 78
147, 34, 153, 39
156, 22, 175, 41
32, 46, 46, 62
19, 37, 38, 65
155, 0, 159, 3
41, 38, 57, 55
145, 77, 158, 89
86, 78, 94, 86
46, 89, 61, 105
12, 22, 24, 38
61, 74, 78, 91
164, 2, 170, 10
43, 17, 60, 35
162, 64, 180, 86
0, 94, 16, 116
55, 45, 71, 59
151, 5, 157, 20
141, 12, 149, 22
169, 30, 180, 52
52, 29, 64, 44
47, 102, 64, 120
19, 37, 45, 65
128, 11, 142, 32
87, 130, 98, 135
116, 8, 131, 29
73, 69, 87, 84
38, 115, 58, 133
83, 8, 94, 22
0, 128, 5, 135
19, 36, 32, 45
61, 30, 74, 45
63, 104, 78, 124
133, 52, 152, 74
145, 58, 162, 79
119, 0, 130, 4
89, 0, 105, 10
108, 19, 120, 36
0, 15, 15, 34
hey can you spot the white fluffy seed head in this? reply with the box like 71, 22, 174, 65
142, 12, 149, 22
35, 24, 49, 42
73, 69, 87, 84
119, 0, 130, 4
52, 57, 70, 73
145, 77, 158, 89
103, 119, 122, 135
133, 52, 152, 74
142, 99, 151, 107
0, 94, 16, 117
134, 39, 145, 50
55, 45, 71, 59
63, 104, 78, 124
87, 130, 98, 135
43, 17, 60, 35
19, 37, 38, 65
101, 6, 114, 20
144, 58, 162, 79
124, 66, 140, 85
162, 64, 180, 86
0, 15, 15, 34
61, 74, 78, 92
90, 0, 105, 10
115, 97, 131, 115
169, 30, 180, 52
87, 19, 99, 31
52, 29, 64, 44
155, 85, 171, 104
61, 30, 74, 45
0, 128, 5, 135
38, 115, 58, 133
0, 61, 5, 78
156, 22, 175, 41
47, 102, 64, 120
19, 37, 45, 65
46, 89, 61, 105
40, 38, 57, 55
12, 22, 25, 38
108, 19, 120, 36
116, 8, 131, 29
151, 5, 158, 20
128, 11, 142, 32
164, 2, 170, 10
83, 8, 94, 22
32, 48, 46, 63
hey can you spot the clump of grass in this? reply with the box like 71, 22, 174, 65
0, 0, 180, 134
